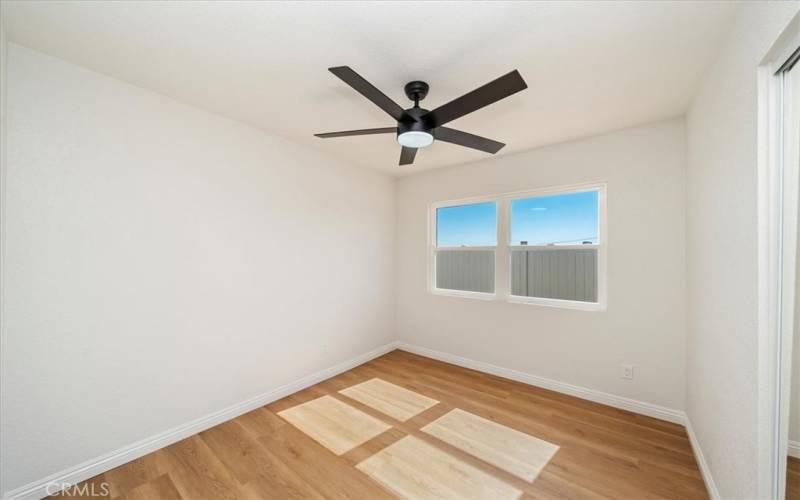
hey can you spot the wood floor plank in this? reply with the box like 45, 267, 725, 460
277, 395, 391, 455
340, 377, 439, 421
357, 435, 523, 500
422, 408, 559, 482
788, 456, 800, 500
118, 474, 181, 500
235, 407, 286, 439
341, 427, 407, 466
259, 424, 395, 500
236, 469, 325, 500
200, 418, 318, 498
60, 349, 709, 500
102, 452, 171, 498
524, 469, 613, 500
159, 435, 241, 500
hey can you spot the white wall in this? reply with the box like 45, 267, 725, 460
0, 44, 395, 494
396, 119, 687, 411
0, 10, 8, 499
685, 2, 800, 498
793, 285, 800, 445
792, 223, 800, 447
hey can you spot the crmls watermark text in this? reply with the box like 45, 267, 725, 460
45, 481, 110, 497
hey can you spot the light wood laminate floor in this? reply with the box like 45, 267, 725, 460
56, 350, 709, 499
788, 456, 800, 500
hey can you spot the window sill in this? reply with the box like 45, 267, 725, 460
431, 288, 496, 301
430, 289, 605, 311
506, 295, 606, 311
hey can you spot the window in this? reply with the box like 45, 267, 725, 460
430, 183, 606, 310
433, 202, 496, 294
510, 191, 599, 303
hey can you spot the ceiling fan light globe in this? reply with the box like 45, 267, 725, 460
397, 131, 434, 148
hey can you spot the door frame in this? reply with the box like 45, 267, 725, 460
757, 13, 800, 500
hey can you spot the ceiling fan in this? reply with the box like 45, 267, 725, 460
314, 66, 528, 166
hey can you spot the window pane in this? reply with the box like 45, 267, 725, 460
511, 248, 597, 302
436, 250, 495, 293
510, 191, 598, 246
436, 202, 497, 247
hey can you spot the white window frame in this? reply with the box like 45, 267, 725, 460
429, 193, 499, 301
428, 181, 607, 311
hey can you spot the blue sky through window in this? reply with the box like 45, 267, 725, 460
436, 191, 599, 247
511, 191, 598, 245
436, 202, 496, 247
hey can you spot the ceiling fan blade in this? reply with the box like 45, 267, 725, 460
329, 66, 407, 122
433, 127, 505, 154
314, 127, 396, 138
399, 146, 417, 165
423, 70, 527, 128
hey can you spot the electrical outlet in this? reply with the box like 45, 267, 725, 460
621, 364, 634, 380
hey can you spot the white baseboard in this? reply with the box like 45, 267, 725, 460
396, 342, 686, 425
790, 440, 800, 459
685, 416, 721, 500
2, 341, 399, 500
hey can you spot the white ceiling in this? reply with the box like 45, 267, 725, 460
4, 1, 740, 177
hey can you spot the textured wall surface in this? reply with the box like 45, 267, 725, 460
1, 44, 396, 493
397, 119, 687, 411
685, 3, 800, 498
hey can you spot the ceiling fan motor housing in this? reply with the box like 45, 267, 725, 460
398, 106, 433, 137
